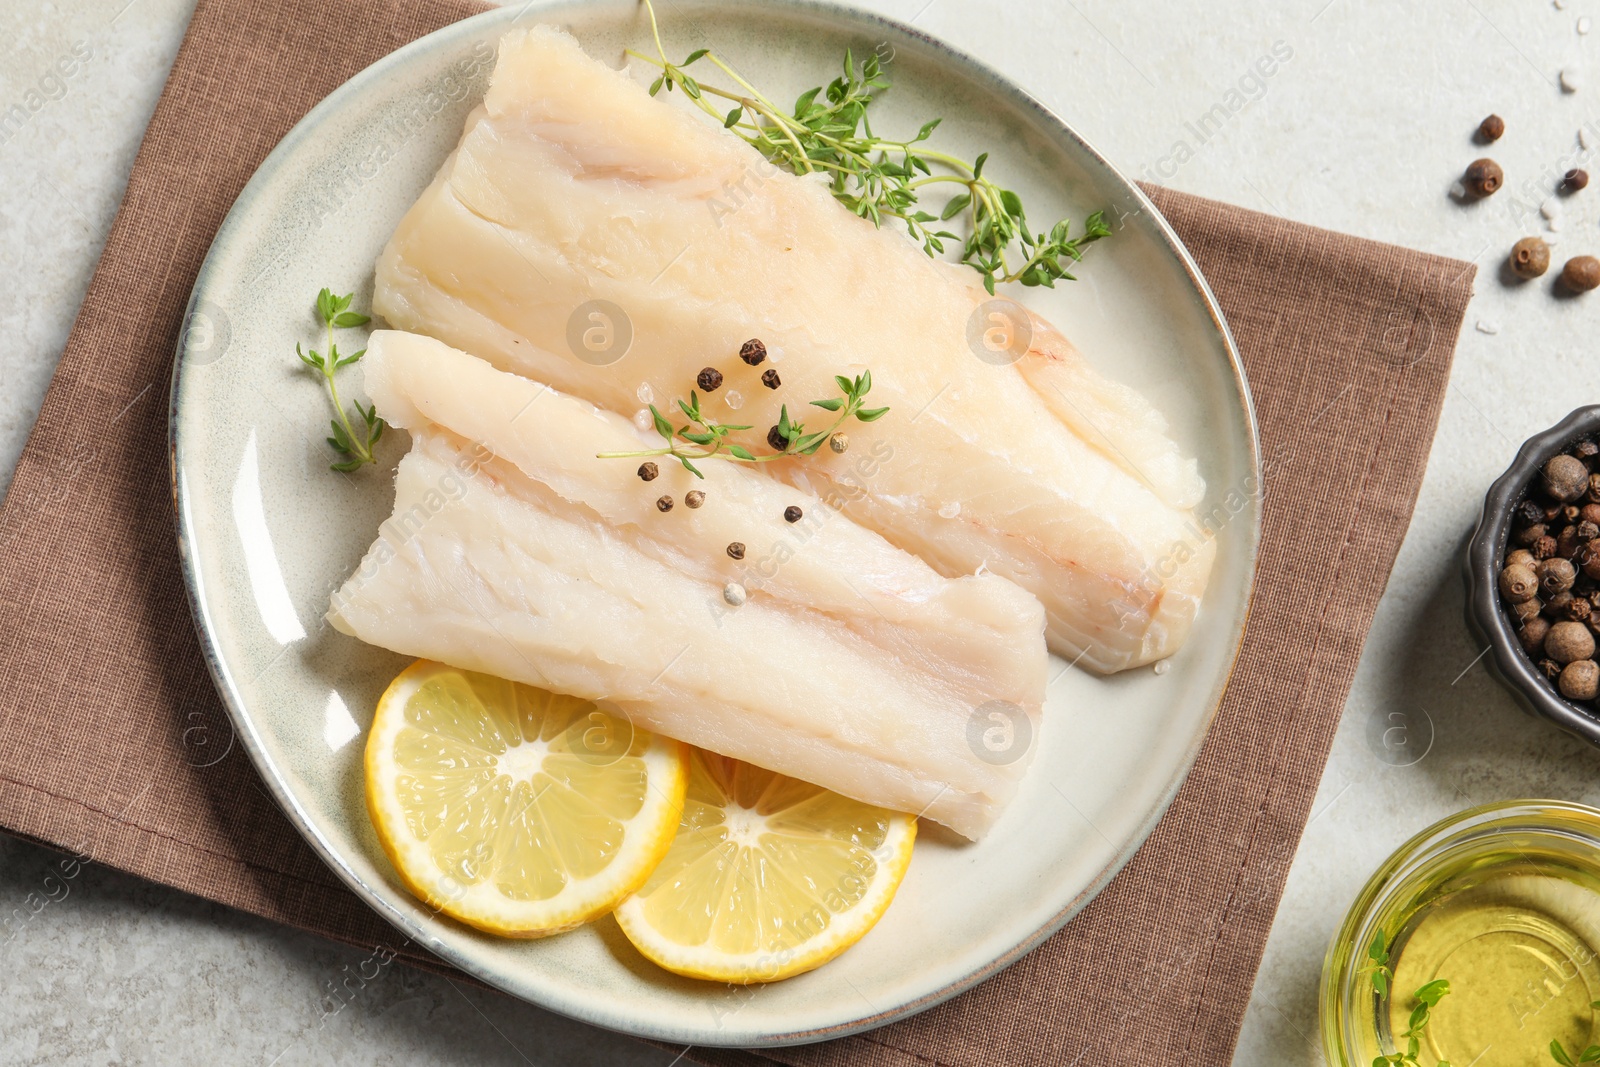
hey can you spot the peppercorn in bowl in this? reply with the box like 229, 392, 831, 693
1467, 406, 1600, 747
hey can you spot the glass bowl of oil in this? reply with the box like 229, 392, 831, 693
1321, 800, 1600, 1067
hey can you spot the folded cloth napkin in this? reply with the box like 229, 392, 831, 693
0, 0, 1473, 1062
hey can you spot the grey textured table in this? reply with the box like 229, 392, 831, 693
5, 0, 1600, 1063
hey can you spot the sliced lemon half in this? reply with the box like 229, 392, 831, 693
613, 749, 916, 983
365, 660, 687, 937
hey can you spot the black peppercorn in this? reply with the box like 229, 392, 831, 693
1541, 658, 1564, 680
1563, 255, 1600, 292
1464, 158, 1504, 197
638, 462, 659, 482
1534, 535, 1560, 560
726, 541, 746, 560
1566, 168, 1591, 192
739, 339, 767, 366
784, 505, 803, 523
1478, 114, 1505, 142
1519, 499, 1548, 525
1578, 440, 1600, 463
1517, 522, 1549, 547
1549, 590, 1577, 618
656, 495, 674, 512
696, 367, 724, 391
761, 368, 781, 390
767, 425, 788, 451
685, 490, 705, 509
1559, 525, 1584, 559
1589, 474, 1600, 504
1510, 237, 1551, 280
1569, 597, 1593, 623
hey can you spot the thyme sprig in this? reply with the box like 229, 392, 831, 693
1364, 932, 1453, 1067
598, 371, 887, 478
628, 0, 1110, 294
296, 288, 384, 472
1550, 1003, 1600, 1065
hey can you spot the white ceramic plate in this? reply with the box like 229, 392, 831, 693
170, 0, 1259, 1047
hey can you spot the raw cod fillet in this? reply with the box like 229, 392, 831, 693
328, 331, 1048, 839
372, 25, 1215, 673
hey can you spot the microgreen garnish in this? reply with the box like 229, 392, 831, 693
296, 288, 384, 472
598, 371, 886, 477
629, 0, 1111, 294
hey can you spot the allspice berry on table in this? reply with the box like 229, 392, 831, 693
1501, 562, 1540, 602
1561, 659, 1600, 701
1566, 168, 1591, 192
1464, 158, 1505, 197
1543, 454, 1591, 502
1478, 114, 1506, 142
1546, 620, 1597, 664
1521, 615, 1553, 654
1510, 237, 1551, 279
1562, 255, 1600, 292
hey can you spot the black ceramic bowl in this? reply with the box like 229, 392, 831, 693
1466, 405, 1600, 748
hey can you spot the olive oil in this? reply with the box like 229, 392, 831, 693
1375, 846, 1600, 1066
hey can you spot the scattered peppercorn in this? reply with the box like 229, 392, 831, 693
638, 461, 660, 482
696, 367, 724, 392
829, 433, 849, 454
1563, 660, 1600, 699
685, 490, 705, 509
726, 541, 746, 560
767, 425, 788, 451
1478, 114, 1506, 142
784, 505, 803, 523
1566, 168, 1591, 192
761, 368, 781, 390
1464, 158, 1504, 197
723, 582, 747, 607
1563, 255, 1600, 292
656, 495, 674, 513
1510, 237, 1552, 280
739, 339, 767, 366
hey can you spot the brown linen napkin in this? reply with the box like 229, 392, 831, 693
0, 0, 1474, 1062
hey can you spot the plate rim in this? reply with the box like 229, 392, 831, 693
169, 0, 1262, 1047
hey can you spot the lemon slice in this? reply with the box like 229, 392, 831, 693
365, 660, 687, 937
614, 749, 916, 982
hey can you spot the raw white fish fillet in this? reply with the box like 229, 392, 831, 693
328, 331, 1048, 839
373, 25, 1214, 672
